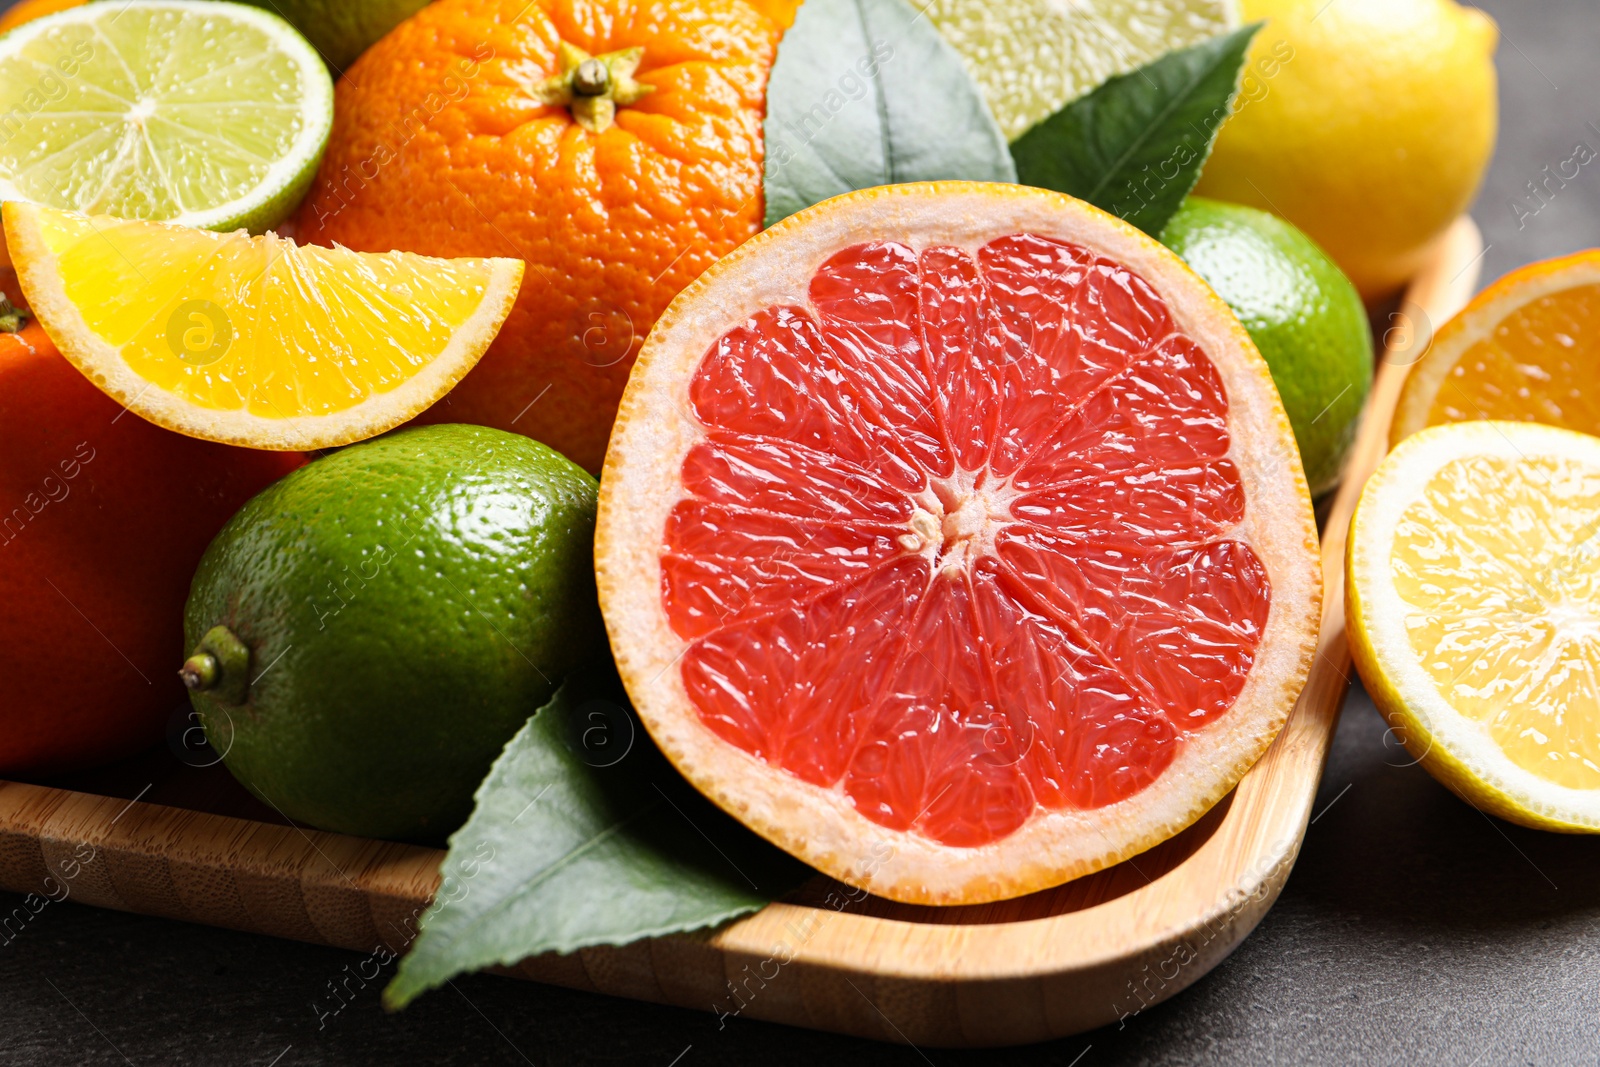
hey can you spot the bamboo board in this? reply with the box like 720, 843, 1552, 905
0, 218, 1485, 1047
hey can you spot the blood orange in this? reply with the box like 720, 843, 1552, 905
596, 183, 1322, 904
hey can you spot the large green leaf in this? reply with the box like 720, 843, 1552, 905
385, 672, 809, 1009
1010, 24, 1261, 238
761, 0, 1016, 227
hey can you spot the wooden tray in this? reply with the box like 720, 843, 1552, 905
0, 218, 1485, 1048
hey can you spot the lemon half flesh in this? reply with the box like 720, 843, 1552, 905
1348, 420, 1600, 831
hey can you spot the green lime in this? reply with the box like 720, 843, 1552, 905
924, 0, 1236, 141
181, 424, 605, 843
236, 0, 430, 72
0, 1, 332, 234
1161, 196, 1373, 497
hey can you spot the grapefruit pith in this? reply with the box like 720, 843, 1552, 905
596, 183, 1322, 905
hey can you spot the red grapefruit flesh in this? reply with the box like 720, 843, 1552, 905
598, 184, 1321, 904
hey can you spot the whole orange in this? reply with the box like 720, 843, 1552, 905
0, 302, 301, 776
293, 0, 785, 471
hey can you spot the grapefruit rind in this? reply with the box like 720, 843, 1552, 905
4, 203, 524, 451
597, 182, 1321, 905
1391, 251, 1600, 448
1347, 420, 1600, 833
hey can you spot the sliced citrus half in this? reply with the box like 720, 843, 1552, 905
5, 202, 523, 450
924, 0, 1238, 141
1393, 250, 1600, 447
1348, 420, 1600, 832
0, 1, 333, 236
596, 182, 1321, 904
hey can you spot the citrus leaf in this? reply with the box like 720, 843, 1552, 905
1010, 24, 1262, 238
385, 671, 809, 1009
761, 0, 1016, 227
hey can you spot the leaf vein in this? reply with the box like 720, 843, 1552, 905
854, 0, 895, 183
420, 797, 664, 956
1081, 51, 1235, 204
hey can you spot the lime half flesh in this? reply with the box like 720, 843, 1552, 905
0, 0, 333, 234
925, 0, 1237, 141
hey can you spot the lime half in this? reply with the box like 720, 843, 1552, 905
925, 0, 1238, 141
0, 0, 332, 234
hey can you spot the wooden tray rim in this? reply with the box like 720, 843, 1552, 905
0, 217, 1487, 1045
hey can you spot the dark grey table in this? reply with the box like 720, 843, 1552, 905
4, 1, 1599, 1063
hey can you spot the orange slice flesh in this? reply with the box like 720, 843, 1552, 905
1393, 250, 1600, 446
5, 203, 523, 450
597, 183, 1321, 904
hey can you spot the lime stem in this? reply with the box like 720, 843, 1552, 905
181, 625, 252, 705
179, 653, 219, 691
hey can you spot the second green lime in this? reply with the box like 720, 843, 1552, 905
923, 0, 1236, 141
181, 425, 606, 843
238, 0, 431, 71
1162, 196, 1373, 497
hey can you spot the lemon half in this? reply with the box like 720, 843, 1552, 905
1348, 420, 1600, 831
924, 0, 1237, 141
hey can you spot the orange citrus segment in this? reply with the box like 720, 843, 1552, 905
4, 203, 522, 450
598, 183, 1322, 904
1424, 282, 1600, 429
1394, 250, 1600, 445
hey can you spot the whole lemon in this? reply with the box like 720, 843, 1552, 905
1195, 0, 1498, 301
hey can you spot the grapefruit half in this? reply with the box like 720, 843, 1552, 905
596, 183, 1322, 905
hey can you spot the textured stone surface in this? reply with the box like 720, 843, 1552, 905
4, 0, 1599, 1063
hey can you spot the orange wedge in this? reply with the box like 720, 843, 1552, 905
1393, 250, 1600, 446
5, 203, 522, 450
